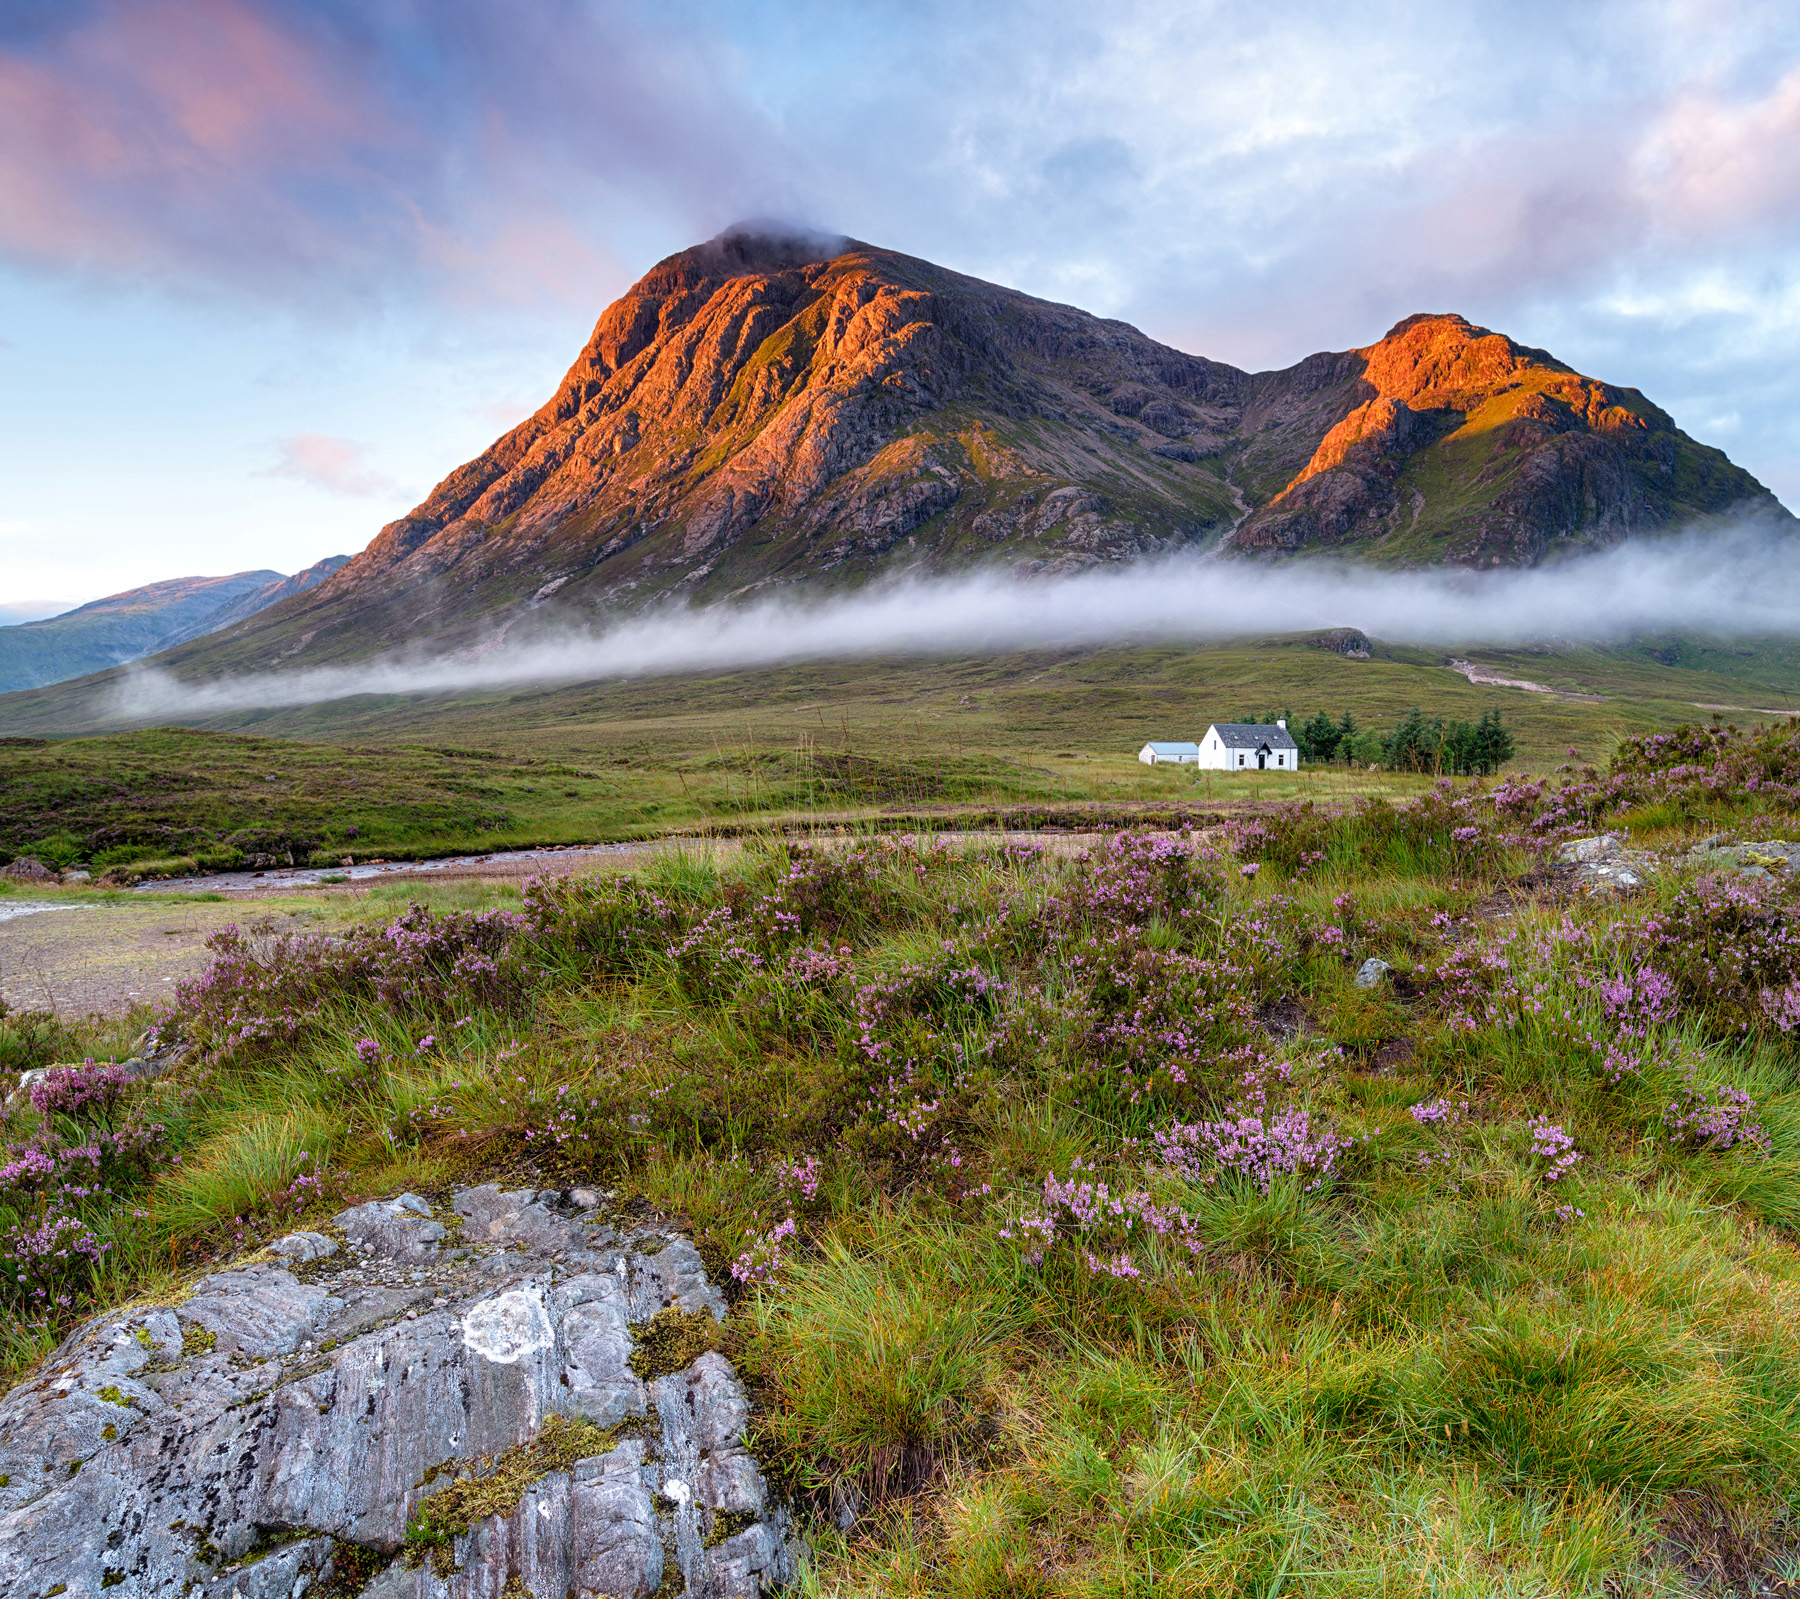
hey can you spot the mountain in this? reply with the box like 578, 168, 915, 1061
1222, 312, 1773, 564
4, 226, 1791, 698
0, 557, 349, 693
154, 557, 352, 648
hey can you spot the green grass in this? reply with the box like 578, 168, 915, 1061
7, 631, 1796, 875
13, 780, 1800, 1591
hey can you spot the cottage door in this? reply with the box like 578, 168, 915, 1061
1257, 751, 1266, 769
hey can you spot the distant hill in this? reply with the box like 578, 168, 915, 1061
0, 557, 348, 693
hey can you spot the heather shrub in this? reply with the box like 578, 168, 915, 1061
156, 903, 533, 1065
525, 868, 691, 976
1632, 872, 1800, 1036
0, 1059, 168, 1327
1230, 783, 1524, 880
0, 1006, 80, 1077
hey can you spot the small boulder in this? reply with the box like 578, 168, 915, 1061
1556, 835, 1623, 864
1353, 958, 1392, 989
0, 856, 57, 883
1556, 834, 1654, 893
269, 1230, 338, 1263
334, 1192, 447, 1262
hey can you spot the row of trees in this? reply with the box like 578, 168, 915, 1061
1232, 706, 1516, 776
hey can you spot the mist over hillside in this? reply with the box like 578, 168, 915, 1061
105, 514, 1800, 720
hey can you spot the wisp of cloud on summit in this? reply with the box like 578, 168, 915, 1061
112, 519, 1800, 720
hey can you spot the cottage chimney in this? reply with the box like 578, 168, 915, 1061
1276, 718, 1286, 729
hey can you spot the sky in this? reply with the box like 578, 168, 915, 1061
4, 0, 1800, 614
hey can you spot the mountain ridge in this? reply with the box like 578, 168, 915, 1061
5, 227, 1790, 704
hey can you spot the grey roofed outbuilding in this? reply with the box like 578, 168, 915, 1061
1208, 723, 1300, 750
1143, 742, 1200, 757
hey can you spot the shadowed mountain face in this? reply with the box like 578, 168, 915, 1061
14, 229, 1795, 689
0, 558, 348, 693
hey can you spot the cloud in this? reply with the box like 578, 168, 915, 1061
0, 0, 393, 289
263, 434, 399, 497
0, 0, 807, 305
112, 514, 1800, 720
0, 599, 77, 627
7, 0, 1799, 345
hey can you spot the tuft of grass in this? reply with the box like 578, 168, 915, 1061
744, 1223, 1015, 1514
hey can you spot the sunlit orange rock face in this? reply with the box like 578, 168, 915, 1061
1225, 313, 1752, 564
177, 231, 1785, 668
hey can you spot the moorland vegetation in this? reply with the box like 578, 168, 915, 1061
0, 682, 1521, 884
10, 718, 1800, 1590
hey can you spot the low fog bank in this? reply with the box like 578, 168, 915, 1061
112, 521, 1800, 718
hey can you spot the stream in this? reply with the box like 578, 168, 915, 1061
130, 841, 655, 895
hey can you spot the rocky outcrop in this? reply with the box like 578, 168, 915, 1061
1228, 313, 1781, 566
1687, 837, 1800, 877
0, 1185, 797, 1598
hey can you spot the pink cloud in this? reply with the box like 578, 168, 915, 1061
264, 434, 399, 497
1146, 61, 1800, 373
0, 0, 399, 282
0, 0, 803, 305
1640, 66, 1800, 237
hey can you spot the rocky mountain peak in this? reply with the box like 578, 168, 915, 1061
1226, 305, 1764, 565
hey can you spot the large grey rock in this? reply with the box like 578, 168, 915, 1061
1554, 834, 1653, 892
0, 1184, 798, 1598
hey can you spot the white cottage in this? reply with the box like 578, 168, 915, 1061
1138, 741, 1200, 766
1199, 721, 1301, 771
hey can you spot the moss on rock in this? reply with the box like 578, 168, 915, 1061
629, 1308, 721, 1381
403, 1413, 613, 1574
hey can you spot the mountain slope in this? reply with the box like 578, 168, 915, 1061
0, 558, 348, 693
154, 557, 351, 648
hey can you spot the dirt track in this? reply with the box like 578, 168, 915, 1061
0, 902, 319, 1019
0, 843, 694, 1018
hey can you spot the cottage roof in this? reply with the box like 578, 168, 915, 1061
1142, 741, 1199, 756
1206, 722, 1300, 750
